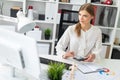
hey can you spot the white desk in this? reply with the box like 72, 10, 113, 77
0, 55, 120, 80
0, 64, 37, 80
40, 54, 120, 80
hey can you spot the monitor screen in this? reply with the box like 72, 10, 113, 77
0, 28, 41, 80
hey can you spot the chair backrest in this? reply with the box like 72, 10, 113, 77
101, 45, 110, 58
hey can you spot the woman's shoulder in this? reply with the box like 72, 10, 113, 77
92, 25, 101, 32
69, 24, 76, 28
66, 24, 76, 31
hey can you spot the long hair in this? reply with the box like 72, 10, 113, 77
75, 3, 95, 37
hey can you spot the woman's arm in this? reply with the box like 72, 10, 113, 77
85, 29, 102, 62
55, 26, 71, 57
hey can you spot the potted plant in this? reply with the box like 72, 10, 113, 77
44, 28, 51, 40
47, 62, 66, 80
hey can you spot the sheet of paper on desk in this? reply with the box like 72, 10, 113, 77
85, 71, 120, 80
62, 70, 88, 80
62, 70, 120, 80
76, 62, 105, 74
113, 72, 120, 80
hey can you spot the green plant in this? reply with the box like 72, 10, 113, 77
47, 62, 66, 80
44, 28, 51, 36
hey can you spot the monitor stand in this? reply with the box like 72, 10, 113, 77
0, 64, 27, 80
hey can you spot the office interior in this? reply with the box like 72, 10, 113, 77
0, 0, 120, 80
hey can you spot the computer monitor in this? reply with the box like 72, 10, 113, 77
0, 28, 41, 80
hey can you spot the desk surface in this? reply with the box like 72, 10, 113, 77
0, 55, 120, 80
40, 54, 120, 71
40, 54, 120, 80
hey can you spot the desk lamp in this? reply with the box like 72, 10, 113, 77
16, 9, 36, 33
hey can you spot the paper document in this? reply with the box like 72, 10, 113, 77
62, 70, 87, 80
76, 62, 105, 74
62, 69, 120, 80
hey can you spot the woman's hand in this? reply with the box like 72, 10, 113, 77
62, 51, 74, 59
84, 54, 95, 62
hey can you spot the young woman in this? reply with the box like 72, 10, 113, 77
55, 3, 102, 62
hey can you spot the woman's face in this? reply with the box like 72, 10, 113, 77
78, 10, 93, 25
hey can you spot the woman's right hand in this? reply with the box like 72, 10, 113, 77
62, 51, 74, 59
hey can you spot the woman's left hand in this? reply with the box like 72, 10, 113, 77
84, 54, 95, 62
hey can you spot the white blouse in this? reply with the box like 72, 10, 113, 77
55, 24, 102, 60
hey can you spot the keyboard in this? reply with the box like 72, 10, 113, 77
76, 62, 104, 74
